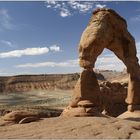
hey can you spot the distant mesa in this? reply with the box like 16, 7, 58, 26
0, 71, 106, 93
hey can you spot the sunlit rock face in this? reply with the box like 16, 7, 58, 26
61, 8, 140, 117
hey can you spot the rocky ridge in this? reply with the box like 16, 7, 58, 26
0, 73, 80, 93
0, 72, 106, 93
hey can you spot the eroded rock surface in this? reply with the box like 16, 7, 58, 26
0, 73, 106, 93
2, 111, 38, 123
0, 117, 140, 139
62, 8, 140, 117
99, 81, 127, 117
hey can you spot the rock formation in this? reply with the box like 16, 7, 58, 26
99, 81, 127, 117
2, 111, 39, 124
0, 74, 80, 93
0, 73, 105, 93
61, 8, 140, 118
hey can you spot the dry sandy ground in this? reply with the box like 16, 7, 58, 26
0, 116, 140, 139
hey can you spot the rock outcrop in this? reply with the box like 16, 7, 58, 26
99, 81, 127, 117
2, 111, 38, 123
0, 117, 140, 139
0, 73, 105, 93
61, 8, 140, 118
0, 74, 80, 93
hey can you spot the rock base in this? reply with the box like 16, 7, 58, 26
117, 111, 140, 121
61, 106, 107, 117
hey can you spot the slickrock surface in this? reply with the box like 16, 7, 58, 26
0, 117, 140, 139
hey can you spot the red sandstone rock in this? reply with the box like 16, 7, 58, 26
61, 8, 140, 118
2, 111, 38, 123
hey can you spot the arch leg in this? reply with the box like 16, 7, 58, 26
61, 68, 105, 117
125, 57, 140, 111
108, 35, 140, 112
61, 44, 105, 117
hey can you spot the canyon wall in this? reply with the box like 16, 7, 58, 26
0, 73, 106, 93
0, 74, 79, 93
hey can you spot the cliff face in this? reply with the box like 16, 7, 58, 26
0, 74, 79, 93
0, 73, 105, 93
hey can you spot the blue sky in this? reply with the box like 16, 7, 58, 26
0, 1, 140, 75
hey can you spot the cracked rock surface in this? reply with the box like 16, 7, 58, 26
0, 117, 140, 139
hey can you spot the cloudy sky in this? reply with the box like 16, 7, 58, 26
0, 1, 140, 75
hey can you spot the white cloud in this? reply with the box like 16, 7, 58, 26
0, 40, 13, 47
136, 41, 140, 49
60, 8, 71, 17
68, 1, 94, 13
95, 49, 125, 71
16, 59, 79, 68
45, 1, 106, 17
96, 56, 125, 71
49, 45, 61, 52
136, 42, 140, 60
46, 0, 56, 5
95, 42, 140, 71
0, 8, 14, 30
95, 4, 106, 9
15, 48, 126, 71
0, 47, 49, 58
0, 44, 62, 58
95, 43, 140, 71
0, 69, 8, 75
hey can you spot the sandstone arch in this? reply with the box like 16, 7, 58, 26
61, 8, 140, 117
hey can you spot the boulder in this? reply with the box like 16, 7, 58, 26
2, 111, 38, 123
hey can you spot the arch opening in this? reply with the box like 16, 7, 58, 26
95, 48, 126, 72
